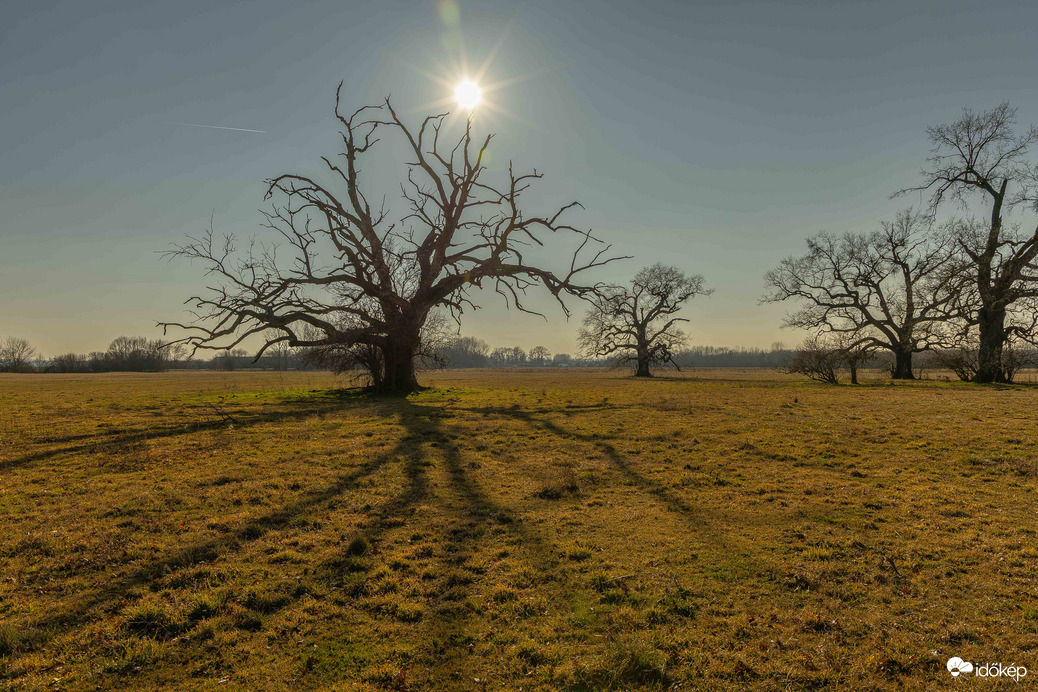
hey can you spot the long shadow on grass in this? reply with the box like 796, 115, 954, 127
0, 392, 368, 473
16, 395, 422, 649
16, 395, 559, 685
459, 404, 755, 561
311, 399, 559, 685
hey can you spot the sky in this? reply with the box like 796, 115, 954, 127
3, 0, 1038, 357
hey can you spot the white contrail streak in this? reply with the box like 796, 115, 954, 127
166, 122, 267, 134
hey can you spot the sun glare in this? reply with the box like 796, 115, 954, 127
454, 79, 482, 110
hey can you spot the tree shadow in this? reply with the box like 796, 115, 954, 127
23, 435, 398, 642
14, 395, 561, 687
310, 398, 559, 683
0, 390, 373, 473
458, 404, 745, 556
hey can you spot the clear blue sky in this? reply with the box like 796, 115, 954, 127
3, 0, 1038, 356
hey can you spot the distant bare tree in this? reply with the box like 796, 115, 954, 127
529, 345, 550, 366
0, 337, 38, 373
579, 263, 710, 377
897, 102, 1038, 382
163, 86, 622, 393
762, 211, 959, 379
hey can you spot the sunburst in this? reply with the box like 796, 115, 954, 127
454, 79, 481, 110
393, 7, 551, 130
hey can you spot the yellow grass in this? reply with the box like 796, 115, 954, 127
1, 369, 1036, 690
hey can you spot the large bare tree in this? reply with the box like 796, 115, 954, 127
164, 86, 622, 393
578, 263, 710, 377
762, 211, 959, 379
897, 102, 1038, 382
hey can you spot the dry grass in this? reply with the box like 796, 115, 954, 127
1, 368, 1037, 690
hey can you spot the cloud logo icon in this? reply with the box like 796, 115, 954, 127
947, 657, 974, 677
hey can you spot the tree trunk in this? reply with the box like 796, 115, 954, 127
634, 351, 652, 377
891, 350, 915, 380
379, 333, 421, 394
976, 307, 1007, 384
849, 362, 859, 385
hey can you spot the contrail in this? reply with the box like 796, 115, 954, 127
167, 122, 267, 134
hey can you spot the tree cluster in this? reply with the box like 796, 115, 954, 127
48, 337, 179, 373
765, 103, 1038, 383
435, 338, 572, 368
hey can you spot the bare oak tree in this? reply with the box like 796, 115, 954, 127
163, 86, 622, 393
578, 263, 710, 377
897, 102, 1038, 382
762, 211, 958, 379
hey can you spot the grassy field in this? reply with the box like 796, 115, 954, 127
1, 369, 1037, 690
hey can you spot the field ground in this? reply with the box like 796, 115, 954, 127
1, 368, 1037, 690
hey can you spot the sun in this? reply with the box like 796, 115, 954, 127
454, 79, 482, 110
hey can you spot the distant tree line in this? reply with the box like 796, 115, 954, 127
672, 345, 793, 369
3, 336, 181, 373
0, 333, 587, 373
436, 338, 581, 368
4, 330, 1033, 381
0, 336, 303, 373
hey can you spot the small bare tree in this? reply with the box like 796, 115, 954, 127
529, 345, 550, 366
762, 211, 959, 379
833, 333, 877, 385
897, 102, 1038, 383
163, 86, 622, 393
783, 335, 873, 385
578, 263, 710, 377
0, 337, 38, 373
